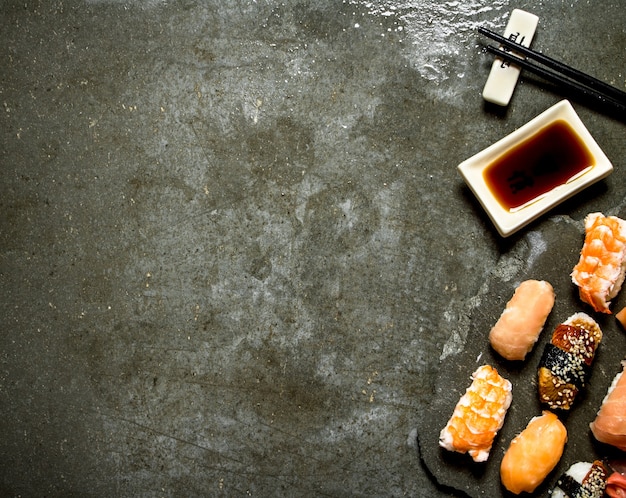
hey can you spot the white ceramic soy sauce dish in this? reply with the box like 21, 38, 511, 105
458, 100, 613, 237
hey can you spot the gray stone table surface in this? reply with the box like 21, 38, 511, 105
1, 1, 625, 497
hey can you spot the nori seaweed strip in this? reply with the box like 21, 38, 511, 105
539, 343, 590, 389
554, 473, 582, 497
553, 461, 608, 498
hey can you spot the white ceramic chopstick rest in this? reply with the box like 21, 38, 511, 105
482, 9, 539, 106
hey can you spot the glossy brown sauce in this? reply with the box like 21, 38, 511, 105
483, 120, 595, 210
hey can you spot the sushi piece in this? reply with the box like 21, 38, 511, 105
489, 279, 555, 361
537, 312, 602, 410
616, 307, 626, 329
500, 410, 567, 495
551, 460, 608, 498
606, 471, 626, 498
439, 365, 512, 463
606, 460, 626, 498
590, 360, 626, 451
571, 212, 626, 314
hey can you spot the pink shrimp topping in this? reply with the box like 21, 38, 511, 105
439, 365, 512, 463
571, 212, 626, 314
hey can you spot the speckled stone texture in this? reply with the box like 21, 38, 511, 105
1, 1, 625, 497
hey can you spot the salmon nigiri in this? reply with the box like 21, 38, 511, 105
500, 410, 567, 494
489, 279, 555, 361
439, 365, 512, 462
590, 360, 626, 451
571, 212, 626, 314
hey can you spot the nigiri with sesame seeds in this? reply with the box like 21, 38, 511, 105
537, 312, 602, 411
551, 460, 609, 498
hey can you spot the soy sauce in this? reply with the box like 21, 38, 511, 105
483, 120, 595, 211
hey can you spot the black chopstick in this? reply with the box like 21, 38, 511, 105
478, 26, 626, 113
479, 27, 626, 104
483, 45, 626, 114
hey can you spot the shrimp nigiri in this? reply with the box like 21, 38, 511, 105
439, 365, 512, 463
500, 410, 567, 495
489, 279, 555, 361
571, 212, 626, 314
590, 360, 626, 451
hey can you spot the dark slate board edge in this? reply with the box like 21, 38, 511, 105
415, 328, 626, 498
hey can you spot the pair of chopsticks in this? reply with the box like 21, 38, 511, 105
478, 26, 626, 115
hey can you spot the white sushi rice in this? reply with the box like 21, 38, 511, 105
551, 462, 592, 498
551, 460, 608, 498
